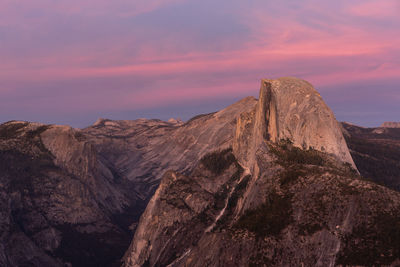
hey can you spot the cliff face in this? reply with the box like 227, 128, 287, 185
0, 122, 139, 267
123, 78, 400, 267
259, 78, 354, 167
82, 96, 257, 198
234, 78, 355, 177
0, 96, 257, 266
2, 77, 399, 266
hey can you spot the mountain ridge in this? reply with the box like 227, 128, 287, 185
0, 77, 399, 266
381, 122, 400, 128
123, 78, 400, 267
0, 94, 257, 266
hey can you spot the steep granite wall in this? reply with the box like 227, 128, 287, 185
123, 143, 400, 266
122, 78, 384, 267
234, 77, 356, 172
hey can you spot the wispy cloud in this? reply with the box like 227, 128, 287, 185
0, 0, 399, 127
347, 0, 400, 18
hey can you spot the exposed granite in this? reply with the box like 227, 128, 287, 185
123, 144, 400, 267
0, 121, 137, 266
3, 77, 399, 267
0, 95, 257, 266
123, 78, 400, 267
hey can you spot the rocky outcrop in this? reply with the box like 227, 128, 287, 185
83, 96, 257, 198
234, 78, 356, 176
259, 78, 354, 167
0, 121, 140, 266
123, 78, 400, 267
3, 77, 399, 267
123, 148, 247, 267
124, 140, 400, 267
0, 96, 257, 266
381, 122, 400, 128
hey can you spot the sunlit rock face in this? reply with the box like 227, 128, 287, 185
4, 77, 400, 267
121, 78, 400, 267
233, 77, 356, 174
260, 77, 355, 167
381, 122, 400, 128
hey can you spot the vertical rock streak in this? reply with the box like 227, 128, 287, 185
234, 78, 356, 173
123, 77, 369, 267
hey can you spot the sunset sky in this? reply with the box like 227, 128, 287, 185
1, 0, 399, 127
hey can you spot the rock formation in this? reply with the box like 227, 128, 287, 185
381, 121, 400, 128
234, 77, 356, 176
123, 78, 400, 267
1, 77, 400, 267
0, 96, 257, 266
82, 96, 256, 198
0, 122, 139, 266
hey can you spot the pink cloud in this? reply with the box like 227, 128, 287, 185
307, 64, 400, 88
1, 32, 396, 88
120, 80, 256, 110
2, 0, 398, 86
347, 0, 400, 18
1, 0, 400, 127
